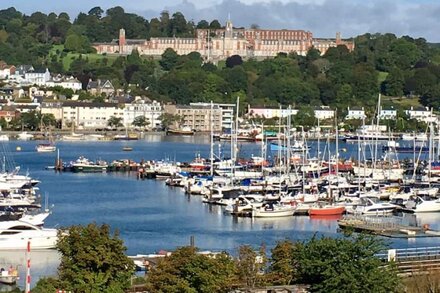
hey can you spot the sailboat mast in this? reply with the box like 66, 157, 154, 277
210, 101, 214, 177
335, 110, 339, 178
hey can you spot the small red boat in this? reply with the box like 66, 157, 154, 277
308, 205, 345, 216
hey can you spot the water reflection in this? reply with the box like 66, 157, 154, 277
0, 250, 59, 289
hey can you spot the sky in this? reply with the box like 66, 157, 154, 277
2, 0, 440, 42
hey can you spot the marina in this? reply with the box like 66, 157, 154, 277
2, 132, 440, 289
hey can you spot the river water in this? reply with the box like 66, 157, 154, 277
0, 134, 438, 289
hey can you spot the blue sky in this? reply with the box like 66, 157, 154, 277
2, 0, 440, 42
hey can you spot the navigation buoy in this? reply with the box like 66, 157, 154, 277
16, 146, 21, 151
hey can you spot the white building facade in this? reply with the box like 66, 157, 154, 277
124, 100, 163, 129
314, 106, 335, 120
247, 106, 299, 119
62, 102, 124, 129
190, 102, 235, 130
24, 68, 51, 86
345, 107, 366, 120
379, 108, 397, 120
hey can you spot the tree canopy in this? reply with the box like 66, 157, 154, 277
33, 223, 134, 293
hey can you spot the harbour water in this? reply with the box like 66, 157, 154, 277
0, 134, 439, 289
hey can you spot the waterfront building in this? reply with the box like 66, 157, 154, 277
163, 103, 223, 132
345, 107, 366, 120
124, 99, 163, 130
93, 20, 354, 61
41, 101, 63, 121
247, 106, 298, 119
190, 102, 235, 130
61, 101, 124, 129
314, 106, 335, 120
379, 108, 397, 120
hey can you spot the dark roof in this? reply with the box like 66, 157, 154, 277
27, 68, 47, 74
62, 101, 120, 108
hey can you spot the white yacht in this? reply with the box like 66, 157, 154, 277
405, 196, 440, 213
63, 132, 85, 141
345, 197, 397, 215
252, 202, 295, 218
0, 221, 58, 250
16, 132, 34, 141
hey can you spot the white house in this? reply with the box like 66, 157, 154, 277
314, 106, 335, 120
62, 101, 124, 129
379, 108, 397, 120
345, 107, 366, 120
46, 76, 82, 91
405, 106, 436, 122
124, 99, 163, 129
24, 68, 51, 86
247, 106, 299, 120
0, 65, 15, 79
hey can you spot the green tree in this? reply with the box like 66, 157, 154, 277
267, 240, 298, 285
132, 115, 149, 128
159, 113, 182, 129
146, 246, 237, 293
160, 48, 179, 71
20, 110, 40, 130
107, 116, 123, 128
42, 113, 57, 128
57, 223, 134, 292
294, 235, 400, 293
32, 277, 60, 293
236, 245, 265, 288
383, 68, 404, 97
209, 20, 221, 29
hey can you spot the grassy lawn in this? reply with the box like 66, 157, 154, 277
382, 95, 422, 109
49, 45, 118, 71
377, 71, 388, 85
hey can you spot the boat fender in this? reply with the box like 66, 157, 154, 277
423, 224, 430, 231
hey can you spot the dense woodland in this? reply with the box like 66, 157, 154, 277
1, 6, 440, 117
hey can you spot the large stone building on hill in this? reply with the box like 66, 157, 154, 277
93, 20, 354, 61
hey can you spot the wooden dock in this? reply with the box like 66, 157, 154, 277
338, 215, 440, 238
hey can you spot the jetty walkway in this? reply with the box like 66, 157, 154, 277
378, 246, 440, 275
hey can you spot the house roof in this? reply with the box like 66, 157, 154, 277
62, 101, 120, 108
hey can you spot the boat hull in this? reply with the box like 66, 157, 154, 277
72, 165, 108, 173
252, 207, 294, 218
309, 206, 345, 216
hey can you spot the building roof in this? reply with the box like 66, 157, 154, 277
62, 101, 120, 108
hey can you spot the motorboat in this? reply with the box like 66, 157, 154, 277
19, 211, 51, 226
345, 197, 397, 215
166, 127, 195, 135
0, 267, 18, 284
225, 194, 265, 214
36, 143, 56, 153
0, 220, 58, 250
70, 156, 108, 173
309, 204, 345, 216
0, 134, 9, 141
252, 202, 295, 218
63, 132, 85, 141
404, 196, 440, 213
16, 131, 34, 141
